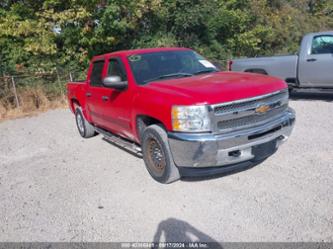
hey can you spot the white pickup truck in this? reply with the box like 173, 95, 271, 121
229, 31, 333, 91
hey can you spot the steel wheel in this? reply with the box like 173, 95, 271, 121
146, 137, 166, 177
142, 125, 180, 184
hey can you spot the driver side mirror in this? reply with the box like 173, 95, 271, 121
102, 76, 127, 90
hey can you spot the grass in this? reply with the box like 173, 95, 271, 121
0, 85, 68, 121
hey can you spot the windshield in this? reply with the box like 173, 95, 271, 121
127, 50, 218, 85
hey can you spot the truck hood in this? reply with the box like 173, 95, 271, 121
145, 72, 287, 105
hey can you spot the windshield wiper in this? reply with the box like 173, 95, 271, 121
193, 69, 219, 75
144, 73, 193, 84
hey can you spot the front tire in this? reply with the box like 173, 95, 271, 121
75, 108, 96, 138
142, 125, 180, 184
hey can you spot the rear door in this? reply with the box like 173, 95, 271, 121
85, 59, 108, 126
299, 34, 333, 88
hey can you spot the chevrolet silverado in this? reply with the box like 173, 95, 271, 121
67, 48, 295, 184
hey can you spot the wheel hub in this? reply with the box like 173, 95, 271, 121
147, 138, 166, 174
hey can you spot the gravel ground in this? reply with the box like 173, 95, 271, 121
0, 92, 332, 242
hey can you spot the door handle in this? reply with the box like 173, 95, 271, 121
102, 96, 109, 101
307, 58, 317, 62
86, 92, 92, 97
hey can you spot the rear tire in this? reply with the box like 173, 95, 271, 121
75, 108, 96, 138
142, 125, 180, 184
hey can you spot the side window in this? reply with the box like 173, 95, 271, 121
90, 60, 105, 87
311, 35, 333, 55
107, 58, 127, 81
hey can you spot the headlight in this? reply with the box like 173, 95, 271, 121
172, 105, 211, 132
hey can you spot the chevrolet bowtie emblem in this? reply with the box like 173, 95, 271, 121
255, 104, 271, 114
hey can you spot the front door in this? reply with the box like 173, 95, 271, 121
100, 57, 134, 140
299, 34, 333, 88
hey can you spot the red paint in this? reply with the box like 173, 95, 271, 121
67, 48, 287, 143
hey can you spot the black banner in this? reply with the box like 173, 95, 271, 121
0, 243, 332, 249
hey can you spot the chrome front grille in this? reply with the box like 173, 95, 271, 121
213, 90, 288, 115
217, 104, 288, 130
212, 90, 289, 132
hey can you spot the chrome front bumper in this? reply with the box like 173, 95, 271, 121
168, 108, 295, 168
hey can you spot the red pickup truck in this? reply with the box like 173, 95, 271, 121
67, 47, 295, 184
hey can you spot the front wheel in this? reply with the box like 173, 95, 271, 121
142, 125, 180, 184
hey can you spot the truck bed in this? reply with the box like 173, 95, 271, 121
231, 55, 298, 82
67, 81, 87, 113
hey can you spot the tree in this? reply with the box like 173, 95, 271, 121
1, 0, 333, 74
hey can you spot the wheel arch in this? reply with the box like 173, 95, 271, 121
244, 68, 268, 75
135, 115, 166, 143
70, 98, 80, 113
71, 98, 93, 123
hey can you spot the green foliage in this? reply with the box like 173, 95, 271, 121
1, 0, 333, 74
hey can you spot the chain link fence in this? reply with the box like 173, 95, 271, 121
0, 69, 84, 120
